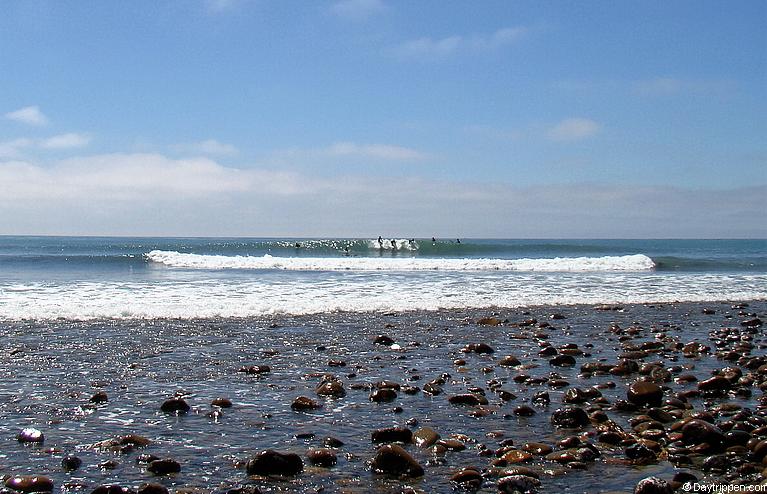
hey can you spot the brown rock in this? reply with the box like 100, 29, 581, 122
245, 450, 303, 476
370, 444, 424, 477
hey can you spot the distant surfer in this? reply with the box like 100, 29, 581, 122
295, 242, 301, 248
432, 237, 436, 243
378, 236, 383, 247
456, 238, 461, 244
391, 239, 397, 250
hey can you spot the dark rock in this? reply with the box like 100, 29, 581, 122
315, 378, 346, 398
681, 419, 724, 447
463, 343, 495, 354
212, 397, 233, 408
291, 396, 322, 411
371, 427, 413, 444
374, 335, 395, 345
499, 355, 521, 366
514, 406, 536, 417
627, 381, 663, 407
550, 355, 576, 367
498, 474, 540, 494
551, 407, 590, 428
323, 436, 345, 448
370, 389, 398, 403
62, 455, 82, 471
91, 486, 137, 494
448, 393, 488, 406
4, 475, 54, 493
90, 391, 109, 403
477, 317, 502, 326
370, 444, 424, 477
449, 468, 483, 488
633, 476, 672, 494
238, 365, 270, 374
532, 391, 550, 404
137, 484, 170, 494
698, 376, 730, 393
160, 397, 190, 414
147, 458, 181, 475
307, 448, 337, 467
245, 450, 304, 476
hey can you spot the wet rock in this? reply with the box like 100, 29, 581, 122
532, 391, 550, 405
238, 365, 270, 374
625, 443, 657, 461
681, 419, 724, 447
497, 474, 540, 494
551, 407, 590, 428
499, 355, 521, 366
62, 455, 82, 471
478, 317, 502, 326
291, 396, 322, 411
147, 458, 181, 475
245, 450, 304, 476
449, 468, 483, 489
370, 444, 424, 477
549, 355, 576, 367
17, 427, 44, 444
90, 391, 109, 403
137, 484, 169, 494
437, 438, 466, 451
94, 434, 152, 452
323, 436, 345, 448
307, 448, 337, 467
211, 397, 233, 408
448, 394, 488, 406
627, 381, 663, 408
463, 343, 495, 354
633, 476, 672, 494
413, 427, 440, 448
372, 427, 413, 444
370, 388, 398, 403
514, 406, 536, 417
315, 377, 346, 398
4, 475, 54, 493
740, 317, 762, 328
160, 397, 190, 414
374, 335, 395, 345
698, 376, 730, 393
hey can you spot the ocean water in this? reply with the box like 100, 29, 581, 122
0, 236, 765, 320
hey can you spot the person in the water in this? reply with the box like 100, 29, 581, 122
456, 239, 460, 244
391, 239, 397, 250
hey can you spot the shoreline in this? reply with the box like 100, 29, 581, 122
1, 300, 765, 493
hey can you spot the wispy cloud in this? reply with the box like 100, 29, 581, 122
547, 118, 601, 141
173, 139, 238, 156
392, 27, 528, 60
274, 141, 429, 163
632, 77, 734, 96
1, 152, 763, 237
40, 133, 91, 149
331, 0, 385, 21
4, 106, 49, 126
0, 134, 91, 157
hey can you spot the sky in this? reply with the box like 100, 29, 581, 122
1, 0, 765, 238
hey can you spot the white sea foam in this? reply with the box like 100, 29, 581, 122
1, 272, 765, 320
145, 250, 656, 272
365, 238, 419, 251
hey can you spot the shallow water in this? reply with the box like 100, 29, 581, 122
0, 300, 765, 493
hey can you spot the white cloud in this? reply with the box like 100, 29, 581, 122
40, 133, 91, 149
173, 139, 238, 156
4, 106, 49, 126
0, 138, 35, 158
273, 141, 429, 163
331, 0, 385, 20
0, 152, 763, 237
547, 118, 601, 141
392, 27, 527, 60
326, 142, 427, 160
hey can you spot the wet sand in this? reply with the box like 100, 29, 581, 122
1, 300, 766, 493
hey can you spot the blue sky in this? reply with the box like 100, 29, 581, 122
1, 0, 765, 237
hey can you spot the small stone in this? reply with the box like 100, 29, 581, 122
17, 427, 44, 444
550, 355, 576, 367
633, 476, 673, 494
211, 397, 233, 408
245, 450, 304, 476
147, 458, 181, 475
315, 378, 346, 398
307, 448, 337, 467
412, 427, 440, 448
62, 455, 82, 471
627, 381, 663, 408
90, 391, 109, 403
448, 393, 488, 406
160, 397, 190, 414
551, 407, 590, 428
238, 365, 270, 374
498, 474, 540, 494
370, 388, 398, 403
137, 484, 170, 494
450, 468, 483, 488
499, 355, 521, 366
370, 444, 424, 478
462, 343, 495, 354
4, 475, 54, 493
371, 427, 413, 444
374, 335, 395, 345
514, 406, 536, 417
291, 396, 322, 411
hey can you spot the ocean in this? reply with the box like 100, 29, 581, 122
0, 237, 764, 320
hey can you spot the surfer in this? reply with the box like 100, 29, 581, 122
391, 239, 397, 250
432, 237, 436, 243
456, 238, 461, 244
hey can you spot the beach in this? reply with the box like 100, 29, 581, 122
1, 300, 766, 493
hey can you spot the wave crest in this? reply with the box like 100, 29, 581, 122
145, 250, 656, 272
